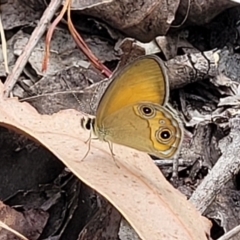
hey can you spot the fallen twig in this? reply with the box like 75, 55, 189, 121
217, 225, 240, 240
3, 0, 62, 97
0, 11, 9, 74
190, 115, 240, 213
67, 3, 112, 77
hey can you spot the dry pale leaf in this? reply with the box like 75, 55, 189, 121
0, 82, 211, 240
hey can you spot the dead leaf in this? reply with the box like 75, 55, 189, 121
1, 0, 42, 30
76, 0, 180, 42
13, 29, 117, 76
0, 201, 48, 240
174, 0, 238, 26
78, 199, 121, 239
0, 82, 210, 240
68, 0, 113, 10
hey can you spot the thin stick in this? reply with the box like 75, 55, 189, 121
217, 225, 240, 240
3, 0, 62, 97
0, 11, 9, 74
67, 3, 112, 77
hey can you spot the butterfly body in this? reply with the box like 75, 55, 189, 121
82, 55, 183, 159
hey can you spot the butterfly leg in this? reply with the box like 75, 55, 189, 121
81, 136, 92, 161
84, 130, 92, 144
81, 131, 98, 161
106, 140, 120, 168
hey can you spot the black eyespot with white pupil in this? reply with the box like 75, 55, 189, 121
161, 130, 171, 140
139, 105, 155, 118
143, 107, 152, 115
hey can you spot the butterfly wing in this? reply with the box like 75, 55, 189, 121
100, 102, 183, 158
96, 55, 169, 127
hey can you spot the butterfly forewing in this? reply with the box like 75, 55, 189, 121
96, 56, 169, 128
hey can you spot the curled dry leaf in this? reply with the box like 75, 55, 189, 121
0, 82, 211, 240
72, 0, 239, 43
75, 0, 180, 42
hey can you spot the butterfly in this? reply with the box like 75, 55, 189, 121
81, 55, 183, 159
